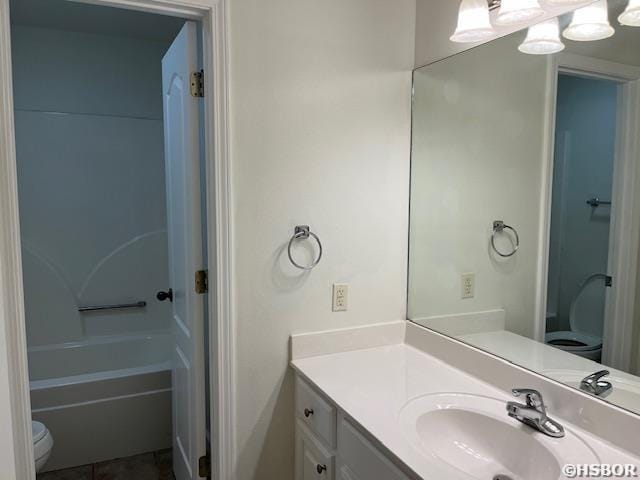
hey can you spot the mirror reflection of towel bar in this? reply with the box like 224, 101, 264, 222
78, 301, 147, 312
586, 197, 611, 208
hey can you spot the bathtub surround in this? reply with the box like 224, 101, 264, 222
12, 25, 173, 347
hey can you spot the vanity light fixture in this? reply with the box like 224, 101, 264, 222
619, 0, 640, 26
450, 0, 497, 43
563, 0, 615, 41
519, 17, 566, 54
496, 0, 545, 26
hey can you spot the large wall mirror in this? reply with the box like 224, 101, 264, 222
409, 0, 640, 415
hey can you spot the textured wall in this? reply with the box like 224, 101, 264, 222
228, 0, 416, 477
408, 33, 551, 339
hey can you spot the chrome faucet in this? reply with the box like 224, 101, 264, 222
580, 370, 613, 398
506, 388, 565, 438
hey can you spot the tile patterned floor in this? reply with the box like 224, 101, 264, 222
37, 450, 175, 480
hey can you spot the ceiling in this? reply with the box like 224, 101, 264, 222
9, 0, 185, 43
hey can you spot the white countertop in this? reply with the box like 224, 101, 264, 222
459, 331, 640, 413
291, 342, 640, 480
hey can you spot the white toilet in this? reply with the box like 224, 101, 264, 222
33, 421, 53, 472
545, 273, 607, 362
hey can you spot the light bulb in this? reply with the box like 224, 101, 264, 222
563, 0, 615, 41
519, 18, 566, 54
496, 0, 545, 26
619, 0, 640, 26
450, 0, 497, 43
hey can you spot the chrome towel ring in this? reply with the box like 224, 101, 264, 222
287, 225, 323, 270
491, 220, 519, 258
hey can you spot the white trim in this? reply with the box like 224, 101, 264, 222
0, 2, 36, 477
0, 1, 235, 479
534, 56, 559, 343
603, 77, 640, 371
537, 53, 640, 372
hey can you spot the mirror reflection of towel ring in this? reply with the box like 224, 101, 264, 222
491, 220, 519, 258
287, 225, 323, 270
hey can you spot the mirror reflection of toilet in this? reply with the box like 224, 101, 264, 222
33, 421, 53, 473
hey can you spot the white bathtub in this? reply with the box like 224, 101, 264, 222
29, 333, 172, 471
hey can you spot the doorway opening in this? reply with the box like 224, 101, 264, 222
10, 0, 209, 478
541, 56, 640, 375
544, 73, 619, 364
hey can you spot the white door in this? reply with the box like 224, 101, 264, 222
161, 21, 206, 480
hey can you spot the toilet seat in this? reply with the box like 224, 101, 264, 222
545, 273, 606, 359
545, 330, 602, 352
33, 421, 53, 472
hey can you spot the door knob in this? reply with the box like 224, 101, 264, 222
156, 289, 173, 302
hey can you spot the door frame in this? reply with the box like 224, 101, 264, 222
0, 0, 235, 479
536, 52, 640, 370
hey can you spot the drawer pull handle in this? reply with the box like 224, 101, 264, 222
316, 464, 327, 474
304, 408, 314, 418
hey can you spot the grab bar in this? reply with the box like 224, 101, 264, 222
586, 197, 611, 208
78, 301, 147, 313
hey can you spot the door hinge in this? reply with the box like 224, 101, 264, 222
191, 70, 204, 97
195, 269, 208, 294
198, 454, 211, 478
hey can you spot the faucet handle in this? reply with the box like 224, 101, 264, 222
584, 370, 610, 383
512, 388, 545, 409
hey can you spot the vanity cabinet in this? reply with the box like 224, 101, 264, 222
294, 375, 415, 480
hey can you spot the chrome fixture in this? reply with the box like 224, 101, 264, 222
491, 220, 520, 258
586, 197, 612, 208
78, 301, 146, 313
506, 388, 565, 437
580, 370, 613, 398
287, 225, 323, 270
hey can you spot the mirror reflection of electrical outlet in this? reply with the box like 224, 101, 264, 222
461, 273, 475, 299
333, 284, 348, 312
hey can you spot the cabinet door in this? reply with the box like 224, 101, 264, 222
337, 465, 361, 480
296, 420, 334, 480
338, 416, 411, 480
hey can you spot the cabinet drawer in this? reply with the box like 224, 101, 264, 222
297, 419, 335, 480
295, 377, 337, 448
338, 416, 411, 480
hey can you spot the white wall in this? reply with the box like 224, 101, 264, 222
12, 27, 172, 353
229, 0, 415, 477
408, 33, 551, 339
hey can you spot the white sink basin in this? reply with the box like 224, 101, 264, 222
545, 370, 640, 413
399, 393, 599, 480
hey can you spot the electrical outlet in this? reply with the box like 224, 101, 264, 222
461, 273, 475, 299
332, 284, 348, 312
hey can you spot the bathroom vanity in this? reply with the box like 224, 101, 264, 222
291, 322, 640, 480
